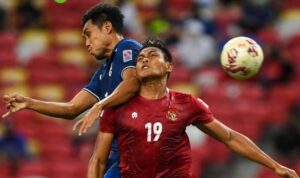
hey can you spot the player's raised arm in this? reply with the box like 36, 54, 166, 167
196, 119, 299, 178
2, 90, 97, 120
88, 131, 114, 178
73, 67, 140, 135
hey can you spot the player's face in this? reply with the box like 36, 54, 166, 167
82, 20, 111, 60
136, 47, 172, 80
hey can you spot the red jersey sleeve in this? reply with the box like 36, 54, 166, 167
99, 108, 117, 134
188, 96, 214, 125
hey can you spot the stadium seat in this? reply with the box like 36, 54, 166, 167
264, 102, 289, 125
192, 66, 225, 90
58, 48, 90, 68
257, 27, 279, 46
204, 138, 231, 166
38, 119, 72, 141
0, 84, 31, 100
0, 67, 28, 85
59, 64, 89, 85
46, 159, 87, 178
269, 84, 299, 108
32, 84, 66, 101
39, 140, 73, 161
53, 29, 83, 48
17, 161, 48, 178
169, 82, 199, 96
27, 51, 59, 69
0, 52, 18, 67
0, 32, 17, 52
168, 65, 192, 83
29, 67, 62, 84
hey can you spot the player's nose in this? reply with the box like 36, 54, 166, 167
142, 57, 149, 63
85, 39, 91, 49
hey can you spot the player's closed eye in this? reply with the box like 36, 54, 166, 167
137, 56, 144, 62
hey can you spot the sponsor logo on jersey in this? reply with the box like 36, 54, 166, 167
167, 108, 178, 121
131, 112, 138, 119
122, 49, 133, 63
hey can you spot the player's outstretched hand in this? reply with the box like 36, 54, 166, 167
2, 93, 27, 118
73, 103, 103, 136
275, 165, 299, 178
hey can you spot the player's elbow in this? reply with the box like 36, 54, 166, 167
64, 103, 82, 120
221, 129, 234, 145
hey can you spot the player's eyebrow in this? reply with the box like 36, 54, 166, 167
139, 49, 157, 57
138, 47, 161, 60
82, 28, 89, 37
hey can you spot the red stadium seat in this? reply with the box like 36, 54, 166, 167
0, 32, 17, 52
38, 120, 72, 141
29, 67, 62, 84
204, 138, 231, 166
39, 140, 73, 161
168, 65, 192, 83
264, 102, 289, 126
60, 64, 89, 85
27, 53, 58, 68
269, 84, 299, 108
257, 27, 280, 46
0, 52, 18, 67
17, 161, 48, 178
46, 159, 87, 178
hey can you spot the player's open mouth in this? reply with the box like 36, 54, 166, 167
141, 65, 150, 70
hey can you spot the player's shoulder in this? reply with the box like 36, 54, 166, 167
170, 90, 194, 103
118, 38, 142, 49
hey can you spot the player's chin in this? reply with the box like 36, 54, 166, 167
95, 54, 107, 61
139, 73, 162, 81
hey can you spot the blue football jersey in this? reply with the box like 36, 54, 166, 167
83, 38, 141, 178
84, 38, 141, 101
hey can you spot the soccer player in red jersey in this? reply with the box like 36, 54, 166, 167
88, 38, 299, 178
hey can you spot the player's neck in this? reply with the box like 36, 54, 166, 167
139, 80, 168, 100
108, 34, 124, 56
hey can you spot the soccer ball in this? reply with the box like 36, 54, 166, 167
220, 36, 264, 80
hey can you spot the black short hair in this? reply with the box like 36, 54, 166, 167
82, 3, 124, 34
140, 38, 172, 63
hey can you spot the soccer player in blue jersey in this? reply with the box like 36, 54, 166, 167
2, 3, 141, 178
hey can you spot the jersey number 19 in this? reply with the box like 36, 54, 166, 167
145, 122, 163, 142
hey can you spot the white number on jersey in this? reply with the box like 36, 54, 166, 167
145, 122, 163, 142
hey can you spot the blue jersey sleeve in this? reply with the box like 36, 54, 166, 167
116, 40, 141, 78
83, 68, 102, 101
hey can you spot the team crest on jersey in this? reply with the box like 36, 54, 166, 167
166, 108, 178, 121
122, 50, 133, 63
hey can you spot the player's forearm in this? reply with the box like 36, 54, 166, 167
225, 130, 280, 171
26, 97, 80, 119
99, 77, 140, 109
88, 157, 103, 178
98, 161, 106, 178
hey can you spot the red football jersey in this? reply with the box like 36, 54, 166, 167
100, 90, 214, 178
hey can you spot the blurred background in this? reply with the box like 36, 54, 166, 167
0, 0, 299, 177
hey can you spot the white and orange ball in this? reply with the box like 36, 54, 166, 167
220, 36, 264, 80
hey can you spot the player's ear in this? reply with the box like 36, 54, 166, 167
102, 21, 113, 34
166, 62, 173, 73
